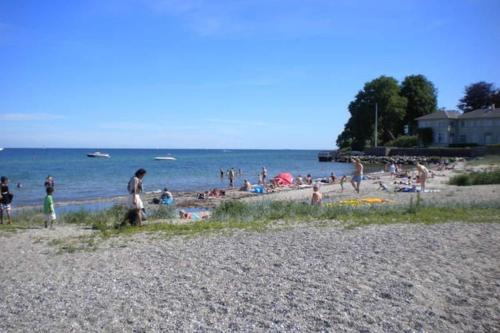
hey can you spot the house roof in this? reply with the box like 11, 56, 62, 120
459, 108, 500, 119
415, 111, 461, 121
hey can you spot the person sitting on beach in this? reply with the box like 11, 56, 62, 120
311, 183, 322, 206
0, 176, 13, 225
161, 188, 173, 201
415, 162, 430, 192
121, 168, 147, 227
350, 158, 364, 194
43, 186, 57, 228
330, 172, 337, 184
306, 174, 312, 185
159, 187, 174, 204
296, 175, 304, 185
241, 179, 252, 191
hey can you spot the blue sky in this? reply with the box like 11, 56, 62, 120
1, 0, 499, 149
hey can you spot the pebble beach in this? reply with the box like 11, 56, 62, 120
1, 162, 499, 332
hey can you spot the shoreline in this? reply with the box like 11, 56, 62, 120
11, 160, 500, 215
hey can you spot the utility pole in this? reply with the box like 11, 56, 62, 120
374, 103, 378, 147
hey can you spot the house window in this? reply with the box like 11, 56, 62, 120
460, 135, 466, 143
438, 133, 442, 143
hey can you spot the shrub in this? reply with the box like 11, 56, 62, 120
386, 135, 418, 147
449, 143, 479, 148
449, 170, 500, 186
417, 128, 433, 146
449, 174, 472, 186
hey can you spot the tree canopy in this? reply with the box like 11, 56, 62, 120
336, 76, 407, 150
458, 81, 500, 112
400, 75, 437, 134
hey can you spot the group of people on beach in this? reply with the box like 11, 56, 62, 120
0, 175, 56, 227
1, 157, 434, 228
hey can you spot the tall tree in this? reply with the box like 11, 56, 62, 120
458, 81, 498, 112
337, 76, 407, 150
400, 75, 437, 134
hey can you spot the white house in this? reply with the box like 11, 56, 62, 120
416, 106, 500, 146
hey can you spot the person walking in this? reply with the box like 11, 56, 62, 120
122, 169, 147, 227
350, 158, 364, 194
43, 187, 57, 228
0, 176, 13, 225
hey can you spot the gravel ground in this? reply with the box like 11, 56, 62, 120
1, 221, 499, 332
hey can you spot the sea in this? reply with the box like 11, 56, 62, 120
0, 149, 356, 207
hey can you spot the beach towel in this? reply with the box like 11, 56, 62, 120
251, 185, 265, 194
326, 197, 392, 206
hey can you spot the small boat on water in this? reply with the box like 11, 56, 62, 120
154, 156, 176, 161
0, 148, 4, 151
87, 152, 110, 158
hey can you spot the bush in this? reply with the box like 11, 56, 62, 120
417, 128, 433, 146
449, 174, 472, 186
449, 170, 500, 186
449, 143, 479, 148
386, 135, 418, 147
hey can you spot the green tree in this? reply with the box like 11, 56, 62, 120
337, 76, 407, 150
400, 75, 437, 134
458, 81, 498, 112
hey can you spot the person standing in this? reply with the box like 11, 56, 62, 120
123, 168, 147, 227
340, 175, 347, 192
261, 167, 267, 184
415, 162, 430, 192
311, 183, 323, 206
350, 158, 364, 194
43, 187, 56, 228
219, 168, 224, 180
44, 175, 55, 189
0, 176, 13, 225
228, 168, 235, 188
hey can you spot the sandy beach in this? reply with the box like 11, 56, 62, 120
1, 161, 499, 332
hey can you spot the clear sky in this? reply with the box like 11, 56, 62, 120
1, 0, 499, 149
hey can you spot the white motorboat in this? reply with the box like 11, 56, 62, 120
154, 156, 176, 161
0, 148, 3, 151
87, 151, 110, 158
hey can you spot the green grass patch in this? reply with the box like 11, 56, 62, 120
3, 199, 500, 254
466, 155, 500, 167
449, 169, 500, 186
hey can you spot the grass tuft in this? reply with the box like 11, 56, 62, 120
449, 170, 500, 186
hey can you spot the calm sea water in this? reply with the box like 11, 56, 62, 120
0, 149, 355, 206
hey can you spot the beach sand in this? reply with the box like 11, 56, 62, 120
1, 161, 499, 332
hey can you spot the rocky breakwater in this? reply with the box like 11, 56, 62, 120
334, 155, 464, 165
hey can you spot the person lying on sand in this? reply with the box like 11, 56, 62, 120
197, 188, 226, 200
377, 181, 389, 192
179, 210, 210, 220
